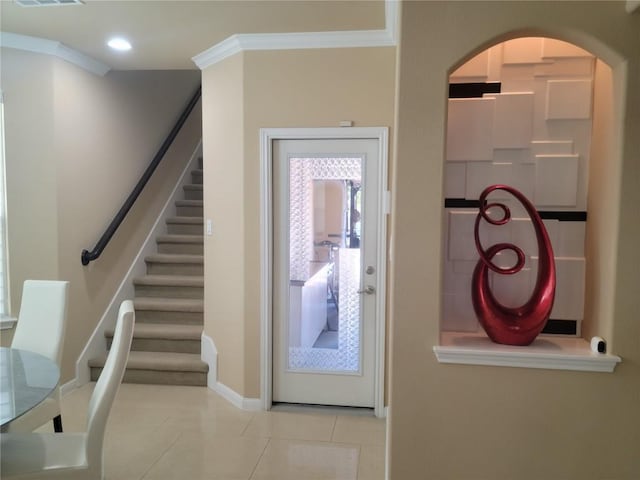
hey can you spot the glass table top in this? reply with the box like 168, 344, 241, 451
0, 347, 60, 427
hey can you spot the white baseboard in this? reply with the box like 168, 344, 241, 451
211, 381, 262, 411
201, 332, 262, 411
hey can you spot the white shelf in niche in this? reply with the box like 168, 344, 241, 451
434, 332, 621, 372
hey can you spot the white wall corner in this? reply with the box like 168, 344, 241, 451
191, 34, 243, 70
201, 331, 218, 388
0, 32, 110, 76
201, 332, 262, 411
626, 0, 640, 13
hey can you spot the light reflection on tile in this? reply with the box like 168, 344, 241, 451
251, 439, 360, 480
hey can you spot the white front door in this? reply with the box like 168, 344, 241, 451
272, 137, 383, 408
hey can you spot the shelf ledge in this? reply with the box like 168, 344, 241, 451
0, 316, 17, 331
434, 332, 621, 373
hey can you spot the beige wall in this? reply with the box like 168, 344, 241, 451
1, 48, 201, 380
389, 2, 640, 479
201, 53, 246, 395
584, 59, 618, 342
202, 47, 396, 398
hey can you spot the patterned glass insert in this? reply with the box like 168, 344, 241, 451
287, 157, 362, 373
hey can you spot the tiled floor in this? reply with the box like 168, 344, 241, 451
39, 383, 386, 480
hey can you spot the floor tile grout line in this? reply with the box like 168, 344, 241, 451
330, 414, 339, 442
139, 430, 184, 480
355, 444, 363, 480
248, 437, 272, 480
240, 412, 257, 436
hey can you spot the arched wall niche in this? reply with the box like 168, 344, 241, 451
440, 29, 625, 346
448, 27, 625, 74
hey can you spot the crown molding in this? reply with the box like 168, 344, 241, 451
192, 0, 399, 70
0, 32, 110, 76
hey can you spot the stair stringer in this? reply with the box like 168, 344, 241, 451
75, 140, 203, 386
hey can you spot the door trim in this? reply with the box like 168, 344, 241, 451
260, 127, 388, 417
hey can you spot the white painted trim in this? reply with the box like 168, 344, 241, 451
75, 140, 203, 385
192, 1, 399, 69
211, 381, 262, 411
60, 377, 78, 396
385, 0, 399, 44
260, 127, 389, 418
0, 32, 110, 76
201, 332, 218, 389
202, 332, 262, 410
434, 332, 621, 373
0, 316, 16, 330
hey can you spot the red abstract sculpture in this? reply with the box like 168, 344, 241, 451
471, 185, 556, 346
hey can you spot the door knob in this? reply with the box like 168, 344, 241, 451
357, 285, 375, 295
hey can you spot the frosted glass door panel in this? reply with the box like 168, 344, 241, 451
286, 157, 362, 373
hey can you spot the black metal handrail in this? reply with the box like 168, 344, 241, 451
81, 85, 202, 266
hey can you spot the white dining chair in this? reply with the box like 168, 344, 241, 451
7, 280, 69, 433
0, 300, 135, 480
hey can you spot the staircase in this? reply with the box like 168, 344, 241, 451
89, 158, 208, 386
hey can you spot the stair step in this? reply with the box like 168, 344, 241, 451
156, 234, 203, 255
166, 216, 203, 235
191, 169, 203, 185
175, 199, 203, 217
134, 274, 204, 299
135, 297, 204, 312
134, 297, 203, 324
156, 234, 203, 244
183, 184, 203, 201
198, 157, 203, 170
89, 351, 208, 386
105, 323, 202, 354
145, 253, 204, 276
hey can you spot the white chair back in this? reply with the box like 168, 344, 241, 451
11, 280, 70, 364
85, 299, 134, 473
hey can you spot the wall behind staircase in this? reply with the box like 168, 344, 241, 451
0, 47, 201, 381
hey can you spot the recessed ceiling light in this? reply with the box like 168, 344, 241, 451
107, 37, 132, 52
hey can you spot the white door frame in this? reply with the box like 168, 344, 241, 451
260, 127, 389, 417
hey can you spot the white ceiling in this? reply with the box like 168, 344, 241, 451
0, 0, 385, 70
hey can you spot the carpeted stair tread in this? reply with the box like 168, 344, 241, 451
89, 351, 208, 373
175, 199, 203, 207
105, 323, 202, 340
133, 274, 204, 287
134, 297, 204, 312
166, 216, 203, 225
145, 253, 203, 264
156, 234, 203, 244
